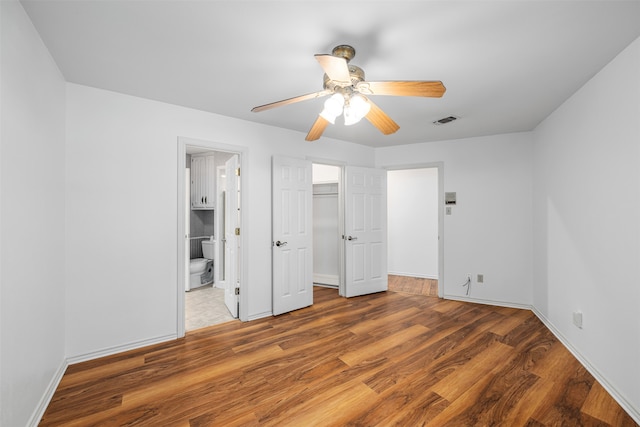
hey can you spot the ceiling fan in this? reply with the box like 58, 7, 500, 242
251, 44, 446, 141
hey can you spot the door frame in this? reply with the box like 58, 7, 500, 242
177, 137, 249, 337
384, 162, 444, 297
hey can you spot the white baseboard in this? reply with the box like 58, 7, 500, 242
388, 271, 438, 280
66, 333, 177, 365
314, 283, 339, 289
247, 311, 272, 321
313, 273, 339, 287
27, 359, 68, 427
531, 307, 640, 425
443, 294, 531, 310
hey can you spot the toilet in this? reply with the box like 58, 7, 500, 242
188, 239, 215, 291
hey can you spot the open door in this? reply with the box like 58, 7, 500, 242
344, 166, 388, 297
224, 155, 239, 318
272, 155, 313, 315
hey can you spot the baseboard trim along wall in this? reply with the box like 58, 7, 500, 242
28, 359, 69, 427
247, 311, 273, 321
66, 333, 177, 365
313, 273, 339, 287
443, 294, 531, 311
531, 307, 640, 425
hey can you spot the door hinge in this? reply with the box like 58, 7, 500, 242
235, 227, 240, 236
235, 167, 240, 176
235, 287, 240, 295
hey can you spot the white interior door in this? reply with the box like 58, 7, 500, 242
185, 169, 191, 291
344, 166, 388, 297
272, 155, 313, 315
224, 155, 239, 318
215, 165, 226, 286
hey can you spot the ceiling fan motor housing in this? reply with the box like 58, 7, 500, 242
331, 45, 356, 62
323, 64, 365, 91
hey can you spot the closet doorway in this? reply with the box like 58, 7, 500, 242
273, 158, 388, 315
312, 163, 342, 289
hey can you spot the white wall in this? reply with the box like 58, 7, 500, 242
65, 83, 375, 359
376, 132, 533, 306
387, 168, 438, 278
0, 2, 67, 426
532, 36, 640, 418
312, 163, 340, 183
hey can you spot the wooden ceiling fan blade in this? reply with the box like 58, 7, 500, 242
305, 116, 330, 141
252, 90, 331, 113
365, 100, 400, 135
315, 54, 351, 85
357, 81, 446, 98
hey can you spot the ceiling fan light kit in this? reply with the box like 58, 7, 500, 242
319, 93, 344, 124
343, 94, 371, 126
251, 44, 446, 141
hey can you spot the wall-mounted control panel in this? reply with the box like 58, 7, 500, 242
445, 192, 457, 205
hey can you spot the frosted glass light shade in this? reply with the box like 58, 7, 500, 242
319, 94, 345, 124
343, 94, 371, 126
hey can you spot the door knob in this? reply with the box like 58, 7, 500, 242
347, 236, 357, 241
275, 240, 288, 247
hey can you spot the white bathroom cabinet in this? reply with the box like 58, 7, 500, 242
191, 154, 216, 210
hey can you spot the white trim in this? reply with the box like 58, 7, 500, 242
313, 273, 339, 287
314, 283, 339, 289
531, 307, 640, 425
177, 137, 250, 338
247, 311, 272, 321
27, 360, 68, 427
443, 294, 531, 310
66, 334, 177, 365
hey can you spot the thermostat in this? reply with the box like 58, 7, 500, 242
445, 192, 457, 205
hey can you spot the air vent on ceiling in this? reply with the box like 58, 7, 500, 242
433, 116, 458, 125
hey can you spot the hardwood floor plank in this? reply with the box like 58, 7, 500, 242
262, 381, 377, 427
339, 324, 429, 366
430, 340, 516, 402
364, 317, 505, 394
40, 281, 638, 427
582, 381, 638, 426
499, 375, 559, 426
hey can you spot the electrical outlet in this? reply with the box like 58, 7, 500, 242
573, 311, 583, 329
477, 274, 484, 284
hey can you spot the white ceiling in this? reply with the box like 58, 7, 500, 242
21, 0, 640, 148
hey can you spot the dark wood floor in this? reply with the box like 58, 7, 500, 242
41, 280, 637, 426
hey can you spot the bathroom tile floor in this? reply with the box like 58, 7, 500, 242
185, 285, 236, 331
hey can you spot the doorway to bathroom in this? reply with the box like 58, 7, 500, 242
177, 137, 246, 337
